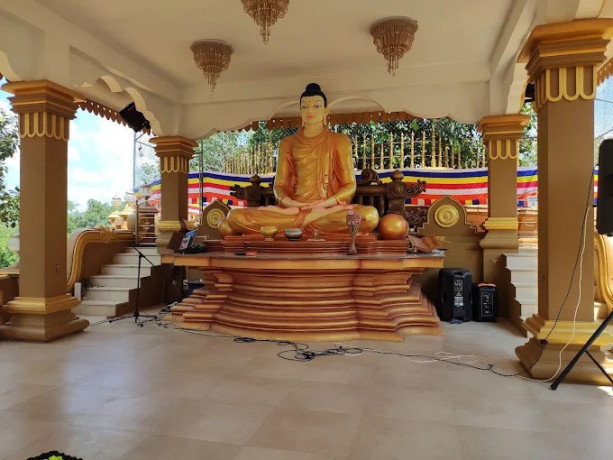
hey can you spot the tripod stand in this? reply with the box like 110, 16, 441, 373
550, 305, 613, 390
108, 246, 158, 327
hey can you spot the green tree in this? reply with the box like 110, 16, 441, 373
0, 108, 19, 227
191, 131, 250, 172
248, 117, 483, 170
519, 102, 537, 167
136, 162, 159, 186
0, 222, 18, 268
67, 199, 113, 234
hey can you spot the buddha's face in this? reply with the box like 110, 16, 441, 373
300, 96, 329, 127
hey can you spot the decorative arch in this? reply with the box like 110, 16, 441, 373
0, 50, 22, 82
73, 74, 163, 134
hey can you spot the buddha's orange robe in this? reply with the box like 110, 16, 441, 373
222, 127, 379, 236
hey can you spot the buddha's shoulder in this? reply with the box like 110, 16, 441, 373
279, 134, 296, 148
329, 131, 352, 147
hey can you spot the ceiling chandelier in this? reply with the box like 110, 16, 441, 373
370, 17, 418, 76
241, 0, 290, 44
190, 40, 233, 91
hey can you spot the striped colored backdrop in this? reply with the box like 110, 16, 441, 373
146, 167, 596, 208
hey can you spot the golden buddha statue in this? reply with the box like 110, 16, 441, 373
219, 83, 379, 237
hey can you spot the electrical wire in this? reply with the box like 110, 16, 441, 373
506, 163, 596, 382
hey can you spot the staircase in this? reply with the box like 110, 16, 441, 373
504, 247, 538, 333
73, 247, 165, 317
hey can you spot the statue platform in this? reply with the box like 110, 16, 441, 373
162, 237, 445, 342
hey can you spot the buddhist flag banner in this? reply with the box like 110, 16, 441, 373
147, 166, 548, 209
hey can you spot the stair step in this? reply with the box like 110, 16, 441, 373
89, 275, 147, 288
505, 248, 539, 328
124, 247, 160, 256
510, 271, 537, 284
101, 264, 152, 276
85, 286, 132, 302
73, 300, 132, 317
505, 259, 537, 270
113, 253, 161, 265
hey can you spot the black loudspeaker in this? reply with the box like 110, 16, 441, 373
524, 82, 535, 103
119, 102, 151, 132
438, 268, 472, 322
473, 283, 497, 322
597, 139, 613, 236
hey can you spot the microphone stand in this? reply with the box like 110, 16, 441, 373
108, 198, 158, 327
130, 246, 157, 326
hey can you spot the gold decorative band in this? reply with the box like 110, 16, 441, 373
534, 65, 597, 111
483, 217, 518, 231
161, 156, 190, 174
158, 220, 183, 232
598, 57, 613, 85
19, 112, 69, 141
488, 139, 518, 161
523, 314, 613, 346
5, 294, 80, 315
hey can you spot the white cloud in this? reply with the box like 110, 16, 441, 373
67, 144, 80, 162
67, 113, 134, 209
0, 99, 10, 112
0, 100, 135, 209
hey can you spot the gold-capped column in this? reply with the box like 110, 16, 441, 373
515, 18, 613, 384
478, 114, 529, 330
152, 136, 197, 253
1, 80, 89, 342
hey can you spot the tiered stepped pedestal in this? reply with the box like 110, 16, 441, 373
74, 247, 164, 317
164, 237, 445, 342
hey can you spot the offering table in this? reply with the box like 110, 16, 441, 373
163, 241, 444, 342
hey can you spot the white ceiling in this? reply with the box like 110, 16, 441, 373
0, 0, 610, 138
39, 0, 511, 87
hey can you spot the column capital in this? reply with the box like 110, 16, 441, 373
2, 80, 83, 142
152, 135, 198, 159
152, 136, 197, 174
2, 80, 82, 116
518, 18, 613, 111
478, 114, 530, 141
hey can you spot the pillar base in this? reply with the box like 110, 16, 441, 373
479, 226, 519, 250
155, 230, 174, 254
156, 220, 184, 254
516, 315, 613, 385
1, 295, 89, 342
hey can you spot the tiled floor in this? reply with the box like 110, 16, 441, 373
1, 313, 612, 460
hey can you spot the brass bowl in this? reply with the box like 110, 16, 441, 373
284, 228, 303, 241
260, 226, 279, 241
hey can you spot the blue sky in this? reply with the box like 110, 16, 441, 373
1, 78, 134, 209
595, 78, 613, 140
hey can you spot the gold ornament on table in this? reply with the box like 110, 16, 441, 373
346, 210, 362, 255
241, 0, 289, 44
379, 213, 409, 240
190, 40, 233, 91
260, 225, 278, 241
370, 17, 418, 76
